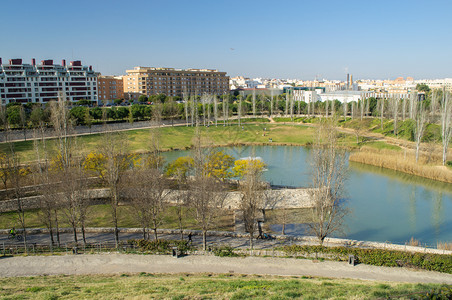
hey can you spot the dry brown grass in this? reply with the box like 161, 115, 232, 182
349, 147, 452, 183
407, 237, 421, 247
437, 242, 452, 251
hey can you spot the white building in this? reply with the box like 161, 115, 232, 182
414, 78, 452, 92
0, 58, 98, 104
293, 90, 319, 103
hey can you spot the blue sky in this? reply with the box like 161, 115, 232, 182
1, 0, 451, 80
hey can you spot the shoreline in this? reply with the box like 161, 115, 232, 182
1, 227, 451, 255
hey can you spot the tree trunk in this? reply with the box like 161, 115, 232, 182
54, 210, 61, 247
142, 226, 146, 240
82, 225, 86, 246
153, 228, 158, 241
49, 227, 55, 246
249, 234, 253, 250
22, 227, 27, 254
72, 226, 78, 243
202, 230, 207, 251
114, 226, 119, 248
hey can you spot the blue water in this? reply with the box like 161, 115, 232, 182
162, 145, 452, 246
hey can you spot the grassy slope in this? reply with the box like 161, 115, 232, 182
0, 273, 449, 300
0, 124, 319, 162
0, 204, 234, 231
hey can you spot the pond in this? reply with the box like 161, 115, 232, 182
162, 145, 452, 246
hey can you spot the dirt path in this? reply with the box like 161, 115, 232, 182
1, 254, 451, 284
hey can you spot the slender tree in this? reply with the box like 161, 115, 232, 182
389, 97, 400, 137
441, 91, 452, 165
414, 101, 429, 163
190, 130, 227, 250
239, 158, 265, 249
308, 118, 348, 245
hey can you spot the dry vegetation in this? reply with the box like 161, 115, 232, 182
349, 146, 452, 183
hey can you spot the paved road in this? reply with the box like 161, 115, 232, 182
0, 231, 292, 249
1, 254, 452, 284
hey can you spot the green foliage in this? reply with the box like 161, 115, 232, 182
138, 95, 148, 103
446, 161, 452, 168
165, 156, 194, 178
69, 106, 88, 125
76, 99, 92, 106
423, 123, 441, 143
416, 84, 431, 93
211, 244, 241, 257
127, 239, 193, 255
6, 105, 21, 127
281, 245, 452, 274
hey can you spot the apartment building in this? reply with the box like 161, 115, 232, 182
97, 75, 124, 102
0, 58, 98, 104
123, 67, 229, 101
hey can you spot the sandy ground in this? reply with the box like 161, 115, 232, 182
1, 254, 451, 284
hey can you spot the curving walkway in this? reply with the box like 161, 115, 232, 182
1, 254, 451, 284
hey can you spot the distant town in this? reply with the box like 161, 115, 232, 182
0, 57, 451, 106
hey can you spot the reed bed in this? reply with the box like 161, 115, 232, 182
349, 147, 452, 183
438, 242, 452, 251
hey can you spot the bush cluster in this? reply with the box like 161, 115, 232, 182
211, 244, 241, 257
127, 239, 193, 255
281, 245, 452, 274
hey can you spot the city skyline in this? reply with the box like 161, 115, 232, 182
2, 0, 452, 80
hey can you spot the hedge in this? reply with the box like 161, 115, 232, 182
280, 245, 452, 274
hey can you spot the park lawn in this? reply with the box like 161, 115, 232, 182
0, 124, 318, 162
362, 141, 402, 151
0, 273, 449, 299
0, 123, 407, 163
0, 204, 234, 231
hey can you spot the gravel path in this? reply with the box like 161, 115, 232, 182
1, 254, 451, 284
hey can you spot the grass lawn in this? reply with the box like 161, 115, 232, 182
0, 273, 449, 299
0, 124, 319, 162
0, 204, 234, 231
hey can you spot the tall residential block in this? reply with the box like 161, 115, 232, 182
97, 75, 124, 102
123, 67, 229, 101
0, 58, 98, 104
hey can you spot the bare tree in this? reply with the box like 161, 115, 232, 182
378, 98, 385, 130
20, 106, 27, 141
342, 99, 348, 120
8, 145, 29, 251
252, 89, 256, 118
183, 92, 189, 127
441, 91, 452, 165
191, 95, 196, 127
222, 94, 229, 126
431, 89, 439, 121
414, 101, 429, 163
213, 95, 218, 126
308, 118, 348, 245
86, 131, 132, 247
239, 159, 265, 249
238, 94, 242, 127
359, 98, 364, 120
190, 131, 227, 250
58, 164, 88, 244
402, 98, 407, 121
389, 97, 400, 137
409, 92, 417, 120
128, 166, 169, 240
174, 171, 191, 240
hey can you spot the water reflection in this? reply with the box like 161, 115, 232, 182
162, 145, 452, 245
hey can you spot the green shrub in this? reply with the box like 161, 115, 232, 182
211, 244, 240, 257
127, 239, 193, 255
446, 161, 452, 168
280, 245, 452, 274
